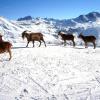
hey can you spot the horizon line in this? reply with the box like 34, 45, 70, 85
1, 11, 99, 20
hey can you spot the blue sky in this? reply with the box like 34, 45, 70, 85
0, 0, 100, 20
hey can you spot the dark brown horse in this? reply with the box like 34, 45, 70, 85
58, 31, 75, 47
78, 33, 96, 49
0, 41, 12, 60
22, 30, 46, 47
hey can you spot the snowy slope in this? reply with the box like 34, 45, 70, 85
1, 12, 100, 46
0, 16, 58, 44
0, 45, 100, 100
0, 12, 100, 100
0, 12, 100, 47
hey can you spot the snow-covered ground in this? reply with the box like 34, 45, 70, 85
1, 12, 100, 99
0, 44, 100, 100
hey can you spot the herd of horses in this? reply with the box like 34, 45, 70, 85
0, 30, 96, 60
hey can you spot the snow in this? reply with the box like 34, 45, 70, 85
1, 15, 100, 46
0, 44, 100, 100
1, 14, 100, 99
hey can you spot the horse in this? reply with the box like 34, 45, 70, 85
22, 30, 46, 47
58, 31, 75, 47
0, 41, 12, 60
78, 33, 96, 49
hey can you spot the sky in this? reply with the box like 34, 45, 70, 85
0, 0, 100, 20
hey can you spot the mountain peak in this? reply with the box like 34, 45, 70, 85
73, 11, 100, 23
17, 16, 32, 21
86, 12, 100, 18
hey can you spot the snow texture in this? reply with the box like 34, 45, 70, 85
0, 45, 100, 100
0, 12, 100, 100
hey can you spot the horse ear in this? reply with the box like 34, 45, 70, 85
25, 30, 28, 32
23, 30, 26, 33
58, 31, 61, 34
80, 32, 83, 35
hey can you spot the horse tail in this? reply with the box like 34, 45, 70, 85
94, 36, 96, 40
6, 42, 12, 49
9, 42, 12, 48
40, 33, 43, 36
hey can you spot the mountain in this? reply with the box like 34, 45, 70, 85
17, 16, 32, 21
73, 12, 100, 23
0, 12, 100, 46
1, 12, 100, 100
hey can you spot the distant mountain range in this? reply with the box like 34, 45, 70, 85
17, 16, 32, 21
17, 12, 100, 23
17, 12, 100, 25
73, 12, 100, 23
0, 12, 100, 46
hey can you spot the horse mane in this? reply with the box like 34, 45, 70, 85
22, 30, 29, 39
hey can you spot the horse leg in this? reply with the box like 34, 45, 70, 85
93, 41, 96, 49
64, 40, 66, 46
85, 42, 88, 48
38, 41, 41, 47
72, 40, 75, 47
26, 41, 30, 47
42, 39, 46, 47
8, 49, 12, 60
32, 41, 34, 47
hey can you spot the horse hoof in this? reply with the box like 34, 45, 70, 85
9, 58, 11, 61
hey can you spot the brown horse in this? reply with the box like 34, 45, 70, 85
0, 41, 12, 60
58, 31, 75, 47
22, 30, 46, 47
78, 33, 96, 49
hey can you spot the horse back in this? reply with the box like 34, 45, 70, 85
0, 42, 12, 50
30, 33, 43, 40
62, 34, 74, 40
31, 33, 43, 36
84, 36, 96, 42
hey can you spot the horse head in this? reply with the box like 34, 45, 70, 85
22, 30, 29, 39
58, 31, 64, 36
78, 32, 83, 38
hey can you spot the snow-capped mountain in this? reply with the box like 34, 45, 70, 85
17, 16, 32, 21
73, 12, 100, 23
0, 12, 100, 46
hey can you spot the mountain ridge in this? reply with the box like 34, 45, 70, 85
0, 11, 100, 46
17, 11, 100, 23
